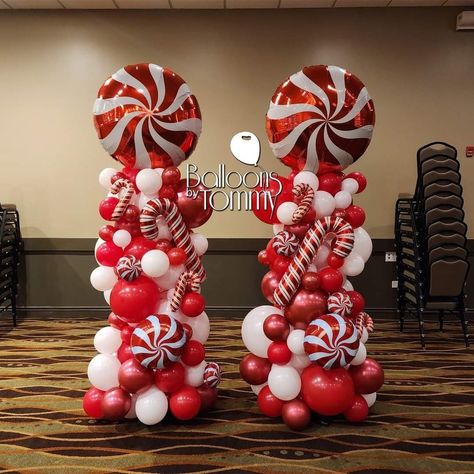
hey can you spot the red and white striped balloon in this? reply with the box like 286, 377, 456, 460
203, 362, 221, 388
304, 313, 359, 369
327, 291, 353, 317
93, 63, 201, 169
130, 314, 186, 369
266, 65, 375, 174
116, 255, 142, 281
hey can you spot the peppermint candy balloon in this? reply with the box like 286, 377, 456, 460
203, 362, 221, 388
327, 291, 353, 317
266, 65, 375, 174
303, 313, 359, 369
131, 314, 186, 369
273, 231, 299, 257
93, 63, 201, 169
116, 255, 142, 281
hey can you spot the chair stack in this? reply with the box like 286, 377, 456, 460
395, 142, 470, 348
0, 204, 22, 326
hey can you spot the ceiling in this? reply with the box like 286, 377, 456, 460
1, 0, 473, 9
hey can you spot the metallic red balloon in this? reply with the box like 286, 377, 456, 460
266, 65, 375, 174
93, 63, 201, 169
101, 387, 131, 420
302, 272, 320, 291
263, 314, 290, 341
118, 358, 154, 393
343, 394, 369, 422
197, 384, 218, 412
261, 271, 280, 305
318, 267, 344, 293
284, 288, 328, 327
349, 358, 384, 394
282, 399, 311, 431
169, 385, 201, 420
257, 385, 284, 418
240, 354, 271, 385
284, 223, 310, 240
318, 172, 344, 195
175, 179, 213, 228
267, 341, 292, 365
252, 175, 293, 225
83, 387, 105, 419
155, 362, 185, 393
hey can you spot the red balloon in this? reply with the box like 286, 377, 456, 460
332, 208, 347, 220
156, 238, 173, 254
318, 267, 343, 293
155, 362, 185, 393
124, 237, 156, 261
167, 247, 187, 266
265, 239, 279, 264
110, 275, 159, 324
261, 271, 280, 305
347, 291, 365, 316
284, 223, 310, 240
301, 365, 355, 416
169, 386, 201, 420
345, 172, 367, 194
258, 250, 270, 265
176, 179, 213, 228
118, 358, 154, 393
282, 399, 311, 431
284, 288, 327, 327
267, 341, 292, 365
252, 175, 293, 225
345, 205, 366, 229
318, 172, 344, 195
93, 64, 201, 169
257, 385, 284, 417
263, 314, 290, 341
181, 340, 205, 366
121, 325, 133, 344
99, 224, 115, 241
240, 354, 271, 385
108, 312, 127, 329
121, 167, 140, 189
182, 323, 193, 341
270, 255, 291, 277
197, 384, 218, 412
349, 358, 384, 394
114, 219, 141, 238
99, 197, 119, 221
96, 241, 123, 267
181, 292, 206, 318
162, 166, 181, 186
300, 206, 316, 224
117, 343, 133, 363
101, 387, 131, 420
83, 387, 105, 419
327, 253, 344, 269
344, 394, 369, 422
159, 184, 177, 201
302, 272, 320, 291
124, 204, 140, 223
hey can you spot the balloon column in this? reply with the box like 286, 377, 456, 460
242, 65, 384, 431
84, 64, 220, 424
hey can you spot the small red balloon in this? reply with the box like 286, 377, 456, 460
108, 312, 127, 329
181, 340, 205, 366
114, 219, 141, 238
327, 253, 344, 269
265, 239, 278, 264
167, 247, 187, 266
169, 385, 201, 420
332, 208, 347, 220
83, 387, 105, 419
101, 387, 131, 420
261, 270, 280, 305
318, 267, 344, 293
155, 362, 185, 393
257, 385, 284, 417
240, 354, 271, 385
162, 166, 181, 185
284, 288, 328, 327
159, 184, 177, 201
124, 237, 156, 261
96, 241, 123, 267
347, 291, 365, 316
176, 179, 213, 228
99, 225, 115, 241
121, 167, 140, 189
99, 197, 119, 221
181, 292, 206, 318
121, 325, 134, 344
267, 341, 292, 365
258, 250, 270, 265
302, 272, 320, 291
282, 399, 311, 431
344, 394, 369, 422
197, 384, 218, 412
118, 358, 154, 393
117, 343, 133, 363
271, 255, 291, 277
318, 172, 344, 195
124, 205, 140, 222
284, 223, 310, 240
263, 314, 290, 341
156, 238, 173, 254
345, 205, 366, 229
345, 172, 367, 194
349, 358, 384, 394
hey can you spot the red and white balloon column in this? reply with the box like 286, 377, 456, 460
84, 64, 220, 424
241, 65, 384, 431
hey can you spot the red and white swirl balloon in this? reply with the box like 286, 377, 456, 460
266, 65, 375, 174
93, 63, 201, 169
303, 313, 359, 369
327, 291, 353, 318
203, 362, 221, 388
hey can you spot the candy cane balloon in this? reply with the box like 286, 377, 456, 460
266, 65, 375, 175
110, 178, 135, 221
273, 216, 354, 307
292, 183, 314, 223
140, 198, 205, 282
93, 63, 201, 169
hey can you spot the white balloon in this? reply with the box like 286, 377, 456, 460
251, 383, 267, 395
99, 168, 117, 190
135, 386, 168, 425
268, 365, 301, 401
136, 169, 162, 195
184, 361, 206, 387
138, 193, 155, 211
362, 392, 377, 408
313, 243, 331, 270
112, 229, 132, 249
313, 191, 336, 218
104, 289, 112, 304
290, 353, 311, 372
90, 266, 117, 292
87, 354, 120, 391
342, 279, 354, 291
360, 327, 369, 344
342, 253, 365, 277
156, 216, 172, 241
185, 312, 210, 344
141, 250, 170, 278
273, 223, 284, 235
351, 342, 367, 366
287, 329, 305, 355
241, 305, 281, 358
293, 171, 319, 192
334, 190, 352, 209
353, 227, 373, 262
154, 264, 185, 291
276, 202, 298, 225
94, 326, 122, 354
341, 178, 359, 194
191, 233, 208, 256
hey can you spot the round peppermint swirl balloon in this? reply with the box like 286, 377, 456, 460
266, 65, 375, 174
93, 63, 201, 169
131, 314, 186, 369
303, 313, 359, 369
116, 255, 142, 281
203, 362, 221, 388
327, 291, 353, 318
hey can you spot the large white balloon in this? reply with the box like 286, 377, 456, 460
135, 386, 168, 425
277, 202, 298, 225
353, 227, 373, 262
293, 171, 319, 192
87, 354, 120, 391
267, 365, 301, 401
90, 266, 117, 292
154, 264, 185, 291
241, 305, 282, 358
287, 329, 305, 355
93, 326, 122, 354
184, 361, 206, 387
112, 229, 132, 249
99, 168, 117, 190
141, 250, 170, 278
185, 312, 210, 344
351, 342, 366, 366
341, 253, 365, 277
191, 233, 208, 256
136, 169, 162, 195
313, 191, 336, 218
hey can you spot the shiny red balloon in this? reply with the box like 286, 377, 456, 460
181, 292, 206, 318
169, 385, 201, 420
167, 247, 187, 266
301, 365, 355, 416
121, 325, 133, 344
261, 271, 280, 305
99, 224, 115, 242
302, 272, 320, 291
345, 205, 366, 229
124, 205, 140, 223
258, 250, 270, 265
282, 399, 311, 431
108, 312, 127, 330
252, 175, 293, 225
124, 237, 156, 261
99, 197, 119, 221
159, 185, 177, 201
284, 222, 310, 240
96, 241, 123, 267
117, 343, 133, 363
347, 291, 365, 316
110, 275, 160, 324
101, 387, 131, 420
327, 253, 344, 269
197, 384, 218, 412
162, 166, 181, 186
270, 255, 291, 277
114, 219, 141, 238
318, 267, 344, 293
267, 341, 292, 365
284, 288, 328, 327
349, 358, 384, 394
343, 394, 369, 422
83, 387, 105, 419
257, 385, 284, 417
181, 340, 205, 366
121, 167, 140, 189
93, 63, 201, 169
176, 179, 212, 228
155, 362, 185, 393
263, 314, 290, 341
345, 172, 367, 193
240, 354, 271, 385
318, 172, 344, 195
156, 238, 173, 254
118, 358, 154, 393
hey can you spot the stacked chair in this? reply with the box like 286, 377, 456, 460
395, 142, 470, 348
0, 204, 22, 326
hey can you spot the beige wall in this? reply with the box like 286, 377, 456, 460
0, 7, 472, 239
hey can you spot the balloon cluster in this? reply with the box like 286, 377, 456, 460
84, 63, 220, 425
241, 65, 384, 431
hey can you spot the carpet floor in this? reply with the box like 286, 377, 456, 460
0, 314, 473, 474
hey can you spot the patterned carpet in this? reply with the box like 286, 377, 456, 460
0, 313, 473, 474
